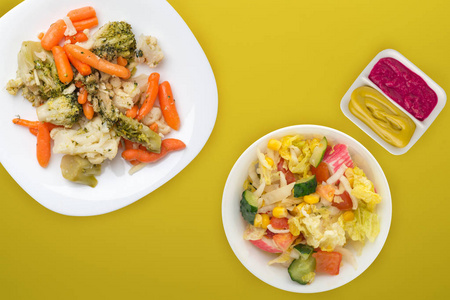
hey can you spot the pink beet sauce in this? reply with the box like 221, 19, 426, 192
369, 57, 437, 121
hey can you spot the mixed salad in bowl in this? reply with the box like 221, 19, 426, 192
240, 135, 381, 285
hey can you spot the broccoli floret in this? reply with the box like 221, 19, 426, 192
114, 113, 161, 152
7, 41, 65, 106
91, 21, 137, 62
36, 94, 82, 127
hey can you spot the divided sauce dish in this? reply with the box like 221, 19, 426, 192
340, 49, 446, 155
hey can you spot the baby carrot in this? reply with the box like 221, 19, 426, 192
37, 32, 44, 40
65, 48, 92, 76
126, 105, 139, 119
75, 81, 84, 88
67, 6, 96, 22
149, 122, 158, 132
12, 118, 39, 128
64, 44, 131, 79
159, 81, 180, 130
52, 46, 73, 84
117, 56, 128, 67
41, 19, 66, 51
29, 127, 38, 136
36, 122, 51, 168
136, 72, 160, 121
121, 139, 186, 163
73, 17, 98, 31
65, 32, 88, 44
82, 102, 94, 119
78, 88, 88, 104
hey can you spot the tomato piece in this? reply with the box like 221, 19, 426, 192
273, 233, 297, 251
312, 251, 342, 275
265, 230, 276, 238
310, 161, 330, 183
277, 158, 296, 184
269, 217, 289, 230
332, 191, 353, 210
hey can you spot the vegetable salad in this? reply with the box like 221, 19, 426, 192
7, 6, 185, 187
240, 135, 381, 285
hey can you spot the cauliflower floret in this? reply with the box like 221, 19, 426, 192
135, 35, 164, 68
51, 117, 120, 164
141, 106, 172, 135
112, 81, 141, 111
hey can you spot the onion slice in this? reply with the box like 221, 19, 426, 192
339, 175, 358, 210
267, 224, 290, 234
326, 164, 347, 185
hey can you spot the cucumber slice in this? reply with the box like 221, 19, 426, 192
294, 244, 314, 260
309, 137, 328, 168
240, 190, 258, 224
288, 255, 316, 285
293, 175, 317, 197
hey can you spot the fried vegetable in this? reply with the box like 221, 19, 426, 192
60, 155, 101, 187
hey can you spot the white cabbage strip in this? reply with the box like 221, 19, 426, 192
260, 182, 295, 205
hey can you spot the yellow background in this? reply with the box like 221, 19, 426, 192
1, 0, 449, 299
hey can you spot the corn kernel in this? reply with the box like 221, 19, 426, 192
343, 211, 355, 222
267, 139, 282, 151
254, 214, 263, 227
265, 157, 274, 167
304, 193, 320, 204
294, 202, 311, 216
272, 206, 288, 218
261, 214, 270, 229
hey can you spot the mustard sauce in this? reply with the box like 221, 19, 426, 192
349, 86, 416, 148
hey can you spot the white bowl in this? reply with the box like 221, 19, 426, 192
340, 49, 446, 155
222, 125, 392, 293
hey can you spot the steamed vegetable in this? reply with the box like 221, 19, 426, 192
7, 41, 65, 106
60, 154, 101, 187
36, 94, 82, 127
90, 21, 137, 62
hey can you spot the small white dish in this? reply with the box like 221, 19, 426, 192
0, 0, 218, 216
340, 49, 446, 155
222, 125, 392, 293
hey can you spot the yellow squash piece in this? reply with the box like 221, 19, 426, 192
349, 86, 416, 148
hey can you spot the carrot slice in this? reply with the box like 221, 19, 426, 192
78, 88, 88, 104
65, 32, 88, 44
136, 73, 160, 121
67, 6, 96, 22
36, 122, 51, 168
65, 49, 92, 76
121, 139, 185, 163
52, 46, 73, 84
72, 17, 98, 31
159, 81, 180, 130
149, 122, 158, 132
64, 44, 131, 79
12, 118, 39, 128
82, 101, 94, 120
41, 19, 66, 51
126, 105, 139, 119
29, 127, 38, 136
117, 56, 128, 67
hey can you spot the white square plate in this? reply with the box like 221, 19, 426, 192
340, 49, 446, 155
0, 0, 218, 216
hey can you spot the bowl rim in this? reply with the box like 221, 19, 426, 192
221, 124, 392, 293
